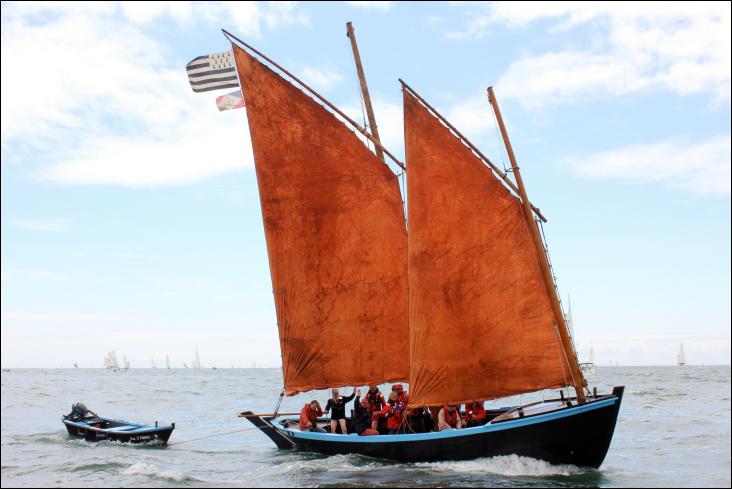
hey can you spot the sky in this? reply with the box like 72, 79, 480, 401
1, 1, 730, 369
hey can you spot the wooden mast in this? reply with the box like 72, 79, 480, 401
487, 86, 586, 403
346, 21, 385, 162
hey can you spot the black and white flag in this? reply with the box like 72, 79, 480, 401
186, 50, 239, 93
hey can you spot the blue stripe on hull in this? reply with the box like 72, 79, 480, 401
278, 397, 617, 444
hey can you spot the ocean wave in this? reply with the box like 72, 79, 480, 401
414, 454, 587, 477
120, 462, 200, 482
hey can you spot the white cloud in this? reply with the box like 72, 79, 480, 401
570, 135, 731, 196
301, 67, 345, 90
449, 2, 731, 107
0, 2, 307, 186
446, 93, 499, 139
345, 1, 394, 11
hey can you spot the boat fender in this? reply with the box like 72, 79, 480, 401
593, 387, 598, 398
155, 421, 158, 427
517, 407, 524, 418
560, 391, 565, 401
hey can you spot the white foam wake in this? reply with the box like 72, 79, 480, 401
415, 454, 586, 477
121, 462, 197, 482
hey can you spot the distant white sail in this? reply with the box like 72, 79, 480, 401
677, 344, 686, 366
166, 355, 171, 369
104, 351, 119, 369
151, 358, 158, 369
589, 347, 594, 365
566, 296, 575, 340
123, 355, 130, 370
193, 346, 201, 369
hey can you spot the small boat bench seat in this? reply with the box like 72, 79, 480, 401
104, 425, 140, 432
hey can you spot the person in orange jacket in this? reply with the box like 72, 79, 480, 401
464, 401, 487, 427
299, 400, 325, 432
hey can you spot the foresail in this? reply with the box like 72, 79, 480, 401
404, 90, 571, 407
232, 44, 409, 395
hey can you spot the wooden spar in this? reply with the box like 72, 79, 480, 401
222, 28, 405, 171
346, 22, 385, 162
486, 86, 586, 403
399, 79, 547, 223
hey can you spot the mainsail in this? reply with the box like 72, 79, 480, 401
232, 43, 409, 395
677, 344, 686, 366
104, 351, 119, 369
193, 347, 201, 369
403, 89, 572, 407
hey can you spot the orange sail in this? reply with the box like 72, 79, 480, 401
404, 89, 571, 407
233, 44, 408, 395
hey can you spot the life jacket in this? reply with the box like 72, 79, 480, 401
381, 401, 404, 430
366, 390, 385, 413
442, 404, 460, 428
467, 401, 486, 421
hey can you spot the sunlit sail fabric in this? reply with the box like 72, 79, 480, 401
233, 44, 408, 395
404, 90, 570, 407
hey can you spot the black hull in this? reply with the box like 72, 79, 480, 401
247, 387, 624, 468
63, 422, 174, 444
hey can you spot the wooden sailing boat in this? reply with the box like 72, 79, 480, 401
217, 25, 623, 467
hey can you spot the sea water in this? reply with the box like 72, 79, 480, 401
1, 366, 730, 487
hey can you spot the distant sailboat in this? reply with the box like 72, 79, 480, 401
566, 295, 575, 340
192, 347, 201, 369
166, 355, 171, 369
151, 358, 158, 369
580, 347, 596, 376
73, 363, 79, 369
677, 344, 686, 366
123, 355, 130, 370
104, 351, 119, 370
183, 362, 189, 369
568, 297, 595, 375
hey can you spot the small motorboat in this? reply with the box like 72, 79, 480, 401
62, 402, 175, 444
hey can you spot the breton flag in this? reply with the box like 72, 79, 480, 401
216, 90, 245, 111
186, 50, 239, 93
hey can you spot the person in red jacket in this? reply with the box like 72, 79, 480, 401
366, 385, 386, 431
299, 400, 325, 432
378, 392, 406, 434
392, 383, 409, 406
464, 401, 487, 427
